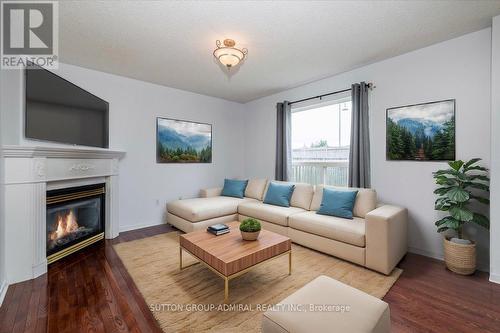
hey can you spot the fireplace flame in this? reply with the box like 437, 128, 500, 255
50, 210, 79, 241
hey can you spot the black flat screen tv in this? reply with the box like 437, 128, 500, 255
25, 64, 109, 148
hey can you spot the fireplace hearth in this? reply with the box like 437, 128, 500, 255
46, 183, 105, 263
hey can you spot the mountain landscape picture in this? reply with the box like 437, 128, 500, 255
157, 118, 212, 163
387, 99, 455, 161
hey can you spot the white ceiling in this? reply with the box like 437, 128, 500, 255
59, 1, 500, 103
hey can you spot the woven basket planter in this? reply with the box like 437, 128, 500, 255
240, 230, 260, 241
443, 237, 476, 275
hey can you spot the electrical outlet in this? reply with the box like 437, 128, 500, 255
156, 199, 160, 206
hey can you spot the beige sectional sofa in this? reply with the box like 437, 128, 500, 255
166, 179, 267, 233
167, 179, 408, 275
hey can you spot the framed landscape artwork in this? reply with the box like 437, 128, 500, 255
386, 99, 455, 161
156, 117, 212, 163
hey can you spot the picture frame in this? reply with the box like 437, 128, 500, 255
386, 99, 455, 161
156, 117, 212, 163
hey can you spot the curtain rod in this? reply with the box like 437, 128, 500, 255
288, 82, 374, 105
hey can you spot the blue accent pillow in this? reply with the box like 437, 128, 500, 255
221, 179, 248, 198
317, 188, 358, 219
263, 182, 295, 207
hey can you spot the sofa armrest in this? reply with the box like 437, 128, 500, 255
365, 205, 408, 275
200, 187, 223, 198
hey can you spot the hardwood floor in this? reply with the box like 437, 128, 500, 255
1, 224, 499, 333
0, 225, 173, 333
385, 254, 500, 333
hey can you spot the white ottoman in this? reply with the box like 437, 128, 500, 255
262, 275, 390, 333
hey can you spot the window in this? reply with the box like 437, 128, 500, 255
291, 97, 352, 186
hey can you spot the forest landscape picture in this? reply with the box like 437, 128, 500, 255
387, 99, 455, 161
156, 117, 212, 163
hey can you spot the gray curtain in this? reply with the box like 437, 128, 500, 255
349, 82, 371, 188
276, 101, 292, 181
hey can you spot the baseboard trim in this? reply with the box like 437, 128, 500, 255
408, 246, 443, 261
33, 260, 48, 279
0, 280, 8, 307
408, 246, 489, 272
119, 221, 166, 233
489, 272, 500, 284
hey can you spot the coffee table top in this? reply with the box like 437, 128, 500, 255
179, 221, 291, 276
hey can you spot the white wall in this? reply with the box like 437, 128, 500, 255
0, 70, 7, 304
0, 63, 246, 232
243, 29, 492, 270
490, 16, 500, 283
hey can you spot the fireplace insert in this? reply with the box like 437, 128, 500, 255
46, 183, 105, 263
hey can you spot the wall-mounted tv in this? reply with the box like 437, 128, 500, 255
25, 63, 109, 148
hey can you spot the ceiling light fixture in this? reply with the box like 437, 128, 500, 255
213, 39, 248, 70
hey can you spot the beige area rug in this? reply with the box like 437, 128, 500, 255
114, 232, 402, 333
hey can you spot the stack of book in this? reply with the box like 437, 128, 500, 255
207, 224, 230, 236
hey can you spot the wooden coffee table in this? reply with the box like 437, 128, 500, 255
179, 221, 292, 303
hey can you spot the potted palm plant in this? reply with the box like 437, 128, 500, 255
433, 158, 490, 275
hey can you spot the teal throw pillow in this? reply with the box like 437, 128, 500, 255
317, 188, 358, 219
221, 179, 248, 198
263, 182, 295, 207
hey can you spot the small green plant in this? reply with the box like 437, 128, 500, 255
433, 158, 490, 239
239, 218, 261, 232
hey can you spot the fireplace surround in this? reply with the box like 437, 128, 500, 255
3, 146, 125, 284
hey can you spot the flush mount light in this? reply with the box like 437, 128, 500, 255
213, 39, 248, 70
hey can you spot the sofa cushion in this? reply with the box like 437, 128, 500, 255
289, 211, 365, 246
200, 187, 223, 198
262, 275, 390, 333
238, 201, 305, 226
167, 196, 255, 222
264, 181, 314, 210
221, 179, 248, 198
311, 185, 377, 218
245, 179, 268, 200
263, 182, 295, 207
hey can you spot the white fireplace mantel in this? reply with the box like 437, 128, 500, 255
2, 145, 126, 159
2, 145, 126, 284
